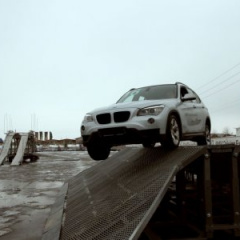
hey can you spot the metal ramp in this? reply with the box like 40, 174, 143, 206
43, 146, 206, 240
0, 131, 37, 165
11, 133, 29, 165
0, 131, 15, 165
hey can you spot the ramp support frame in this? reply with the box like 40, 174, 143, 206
204, 145, 240, 238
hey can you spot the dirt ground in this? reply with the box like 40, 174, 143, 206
0, 151, 97, 240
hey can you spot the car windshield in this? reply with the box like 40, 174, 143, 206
117, 84, 177, 103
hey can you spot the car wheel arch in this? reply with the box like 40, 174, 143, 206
197, 118, 211, 146
166, 111, 182, 138
206, 118, 211, 131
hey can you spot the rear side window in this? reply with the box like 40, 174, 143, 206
187, 88, 201, 103
180, 86, 201, 103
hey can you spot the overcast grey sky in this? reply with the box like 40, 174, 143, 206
0, 0, 240, 139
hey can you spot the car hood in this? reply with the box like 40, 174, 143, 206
90, 99, 177, 114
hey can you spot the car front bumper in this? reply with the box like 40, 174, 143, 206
82, 127, 161, 146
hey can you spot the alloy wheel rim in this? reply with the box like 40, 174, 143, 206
206, 126, 211, 145
170, 118, 180, 145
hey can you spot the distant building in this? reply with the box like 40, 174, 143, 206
237, 127, 240, 137
211, 127, 240, 145
35, 131, 53, 141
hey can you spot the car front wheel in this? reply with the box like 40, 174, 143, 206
162, 114, 180, 149
87, 140, 110, 161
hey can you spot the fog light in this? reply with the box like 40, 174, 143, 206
148, 118, 155, 124
81, 125, 85, 131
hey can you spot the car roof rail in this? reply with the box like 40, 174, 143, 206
175, 81, 184, 85
175, 82, 189, 87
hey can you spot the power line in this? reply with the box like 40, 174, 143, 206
196, 62, 240, 110
199, 71, 240, 96
202, 78, 240, 99
196, 62, 240, 91
210, 97, 240, 113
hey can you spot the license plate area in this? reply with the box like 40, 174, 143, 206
98, 127, 126, 137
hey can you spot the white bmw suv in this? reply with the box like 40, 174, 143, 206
81, 82, 211, 160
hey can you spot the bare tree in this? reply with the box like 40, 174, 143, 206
223, 127, 231, 136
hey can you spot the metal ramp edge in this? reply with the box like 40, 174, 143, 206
42, 146, 206, 240
11, 133, 29, 165
0, 131, 15, 165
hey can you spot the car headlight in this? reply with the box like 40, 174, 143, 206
137, 105, 164, 116
84, 114, 94, 122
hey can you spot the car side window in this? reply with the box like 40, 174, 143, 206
180, 87, 188, 98
180, 86, 201, 103
187, 88, 201, 103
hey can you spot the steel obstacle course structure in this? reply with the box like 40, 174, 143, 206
0, 131, 38, 165
43, 144, 240, 240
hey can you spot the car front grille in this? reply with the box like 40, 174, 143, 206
96, 111, 130, 124
114, 111, 130, 123
96, 113, 111, 124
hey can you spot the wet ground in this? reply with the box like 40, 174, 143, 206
0, 151, 97, 240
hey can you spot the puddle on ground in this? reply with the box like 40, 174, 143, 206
0, 228, 12, 237
0, 151, 95, 240
0, 180, 29, 191
26, 181, 63, 189
0, 189, 58, 208
2, 210, 21, 217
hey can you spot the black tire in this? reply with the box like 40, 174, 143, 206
87, 141, 110, 161
162, 114, 180, 149
197, 124, 211, 146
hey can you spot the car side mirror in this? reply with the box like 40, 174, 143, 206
182, 93, 196, 102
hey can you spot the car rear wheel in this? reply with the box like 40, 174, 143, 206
162, 114, 180, 149
197, 124, 211, 146
87, 140, 110, 161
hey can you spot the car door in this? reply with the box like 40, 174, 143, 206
178, 86, 204, 134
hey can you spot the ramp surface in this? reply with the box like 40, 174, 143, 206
44, 146, 206, 240
0, 132, 14, 165
11, 133, 29, 165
